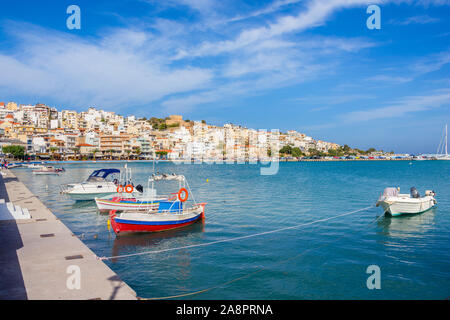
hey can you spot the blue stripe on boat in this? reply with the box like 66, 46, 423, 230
115, 214, 200, 225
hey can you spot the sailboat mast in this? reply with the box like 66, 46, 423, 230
446, 124, 448, 156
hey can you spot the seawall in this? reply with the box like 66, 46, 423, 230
0, 169, 137, 300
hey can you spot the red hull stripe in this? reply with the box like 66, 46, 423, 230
115, 213, 201, 225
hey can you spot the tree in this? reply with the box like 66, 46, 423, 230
156, 150, 168, 159
291, 147, 303, 157
2, 145, 25, 159
126, 149, 131, 160
342, 144, 351, 153
72, 147, 80, 160
279, 145, 293, 155
92, 148, 100, 159
308, 148, 320, 156
49, 147, 58, 160
135, 147, 141, 158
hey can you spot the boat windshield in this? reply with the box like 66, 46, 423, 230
86, 169, 120, 182
382, 187, 398, 197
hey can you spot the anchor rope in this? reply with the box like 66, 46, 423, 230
98, 205, 374, 261
138, 205, 381, 300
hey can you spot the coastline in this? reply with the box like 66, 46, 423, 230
0, 169, 137, 300
7, 158, 422, 166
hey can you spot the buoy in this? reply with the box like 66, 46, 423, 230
177, 188, 189, 202
107, 219, 111, 231
206, 178, 209, 183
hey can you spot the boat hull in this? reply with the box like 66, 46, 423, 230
66, 192, 117, 201
377, 196, 436, 216
33, 171, 60, 175
95, 196, 161, 211
109, 205, 205, 234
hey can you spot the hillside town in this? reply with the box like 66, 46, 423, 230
0, 101, 359, 161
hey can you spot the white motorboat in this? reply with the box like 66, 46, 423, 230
32, 166, 64, 175
61, 168, 125, 200
26, 162, 45, 169
376, 187, 437, 217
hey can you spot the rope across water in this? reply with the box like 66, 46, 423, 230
138, 205, 382, 300
98, 205, 375, 261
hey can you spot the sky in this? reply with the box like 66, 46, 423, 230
0, 0, 449, 154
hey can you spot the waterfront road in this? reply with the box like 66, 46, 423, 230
0, 169, 136, 300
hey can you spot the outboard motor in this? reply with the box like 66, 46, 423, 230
410, 187, 420, 198
135, 184, 144, 193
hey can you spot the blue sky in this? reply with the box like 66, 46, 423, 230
0, 0, 449, 153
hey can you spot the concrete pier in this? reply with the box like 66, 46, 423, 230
0, 169, 137, 300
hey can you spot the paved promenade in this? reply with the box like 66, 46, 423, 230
0, 169, 137, 300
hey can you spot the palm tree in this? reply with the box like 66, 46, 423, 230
92, 148, 100, 160
135, 147, 141, 159
109, 149, 114, 160
49, 147, 58, 160
72, 147, 80, 160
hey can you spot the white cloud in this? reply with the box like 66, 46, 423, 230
0, 24, 213, 109
1, 0, 449, 115
389, 15, 440, 25
343, 89, 450, 122
365, 75, 414, 83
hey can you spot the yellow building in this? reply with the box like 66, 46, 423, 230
7, 102, 18, 111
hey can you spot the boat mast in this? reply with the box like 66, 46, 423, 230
446, 124, 448, 156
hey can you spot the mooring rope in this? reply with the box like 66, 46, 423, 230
98, 205, 374, 261
138, 205, 382, 300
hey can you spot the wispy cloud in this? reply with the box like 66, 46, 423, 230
343, 89, 450, 122
0, 0, 449, 117
365, 75, 414, 83
389, 14, 440, 25
0, 23, 213, 109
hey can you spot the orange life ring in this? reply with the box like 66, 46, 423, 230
117, 185, 124, 193
177, 188, 188, 202
125, 185, 134, 193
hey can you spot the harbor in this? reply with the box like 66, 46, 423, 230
1, 0, 449, 303
1, 160, 448, 300
0, 169, 136, 300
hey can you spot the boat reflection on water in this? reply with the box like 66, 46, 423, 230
377, 208, 436, 239
70, 200, 97, 210
110, 220, 205, 264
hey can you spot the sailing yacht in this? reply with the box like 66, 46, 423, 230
436, 124, 450, 160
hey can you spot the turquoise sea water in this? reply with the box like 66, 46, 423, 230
12, 161, 450, 299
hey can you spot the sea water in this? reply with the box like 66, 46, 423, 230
12, 160, 450, 299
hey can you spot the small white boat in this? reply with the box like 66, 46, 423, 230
376, 187, 437, 217
61, 165, 135, 201
26, 162, 45, 169
61, 168, 122, 200
32, 166, 64, 175
95, 186, 167, 212
6, 163, 22, 169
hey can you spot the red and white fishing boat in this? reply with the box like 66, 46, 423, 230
109, 174, 206, 234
